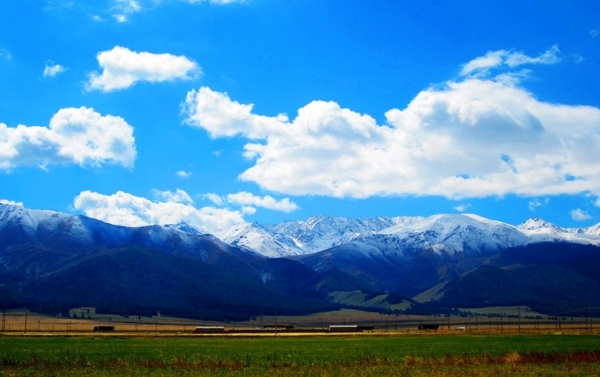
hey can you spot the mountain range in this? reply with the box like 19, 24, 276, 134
2, 203, 600, 319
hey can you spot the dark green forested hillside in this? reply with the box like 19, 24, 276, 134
17, 247, 339, 320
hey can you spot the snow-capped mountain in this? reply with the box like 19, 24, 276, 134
3, 202, 600, 317
294, 214, 532, 286
517, 217, 600, 245
221, 215, 424, 256
587, 223, 600, 237
224, 213, 600, 257
163, 222, 206, 235
377, 214, 530, 256
216, 222, 293, 258
5, 202, 600, 261
0, 203, 251, 276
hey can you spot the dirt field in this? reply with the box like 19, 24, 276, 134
1, 308, 597, 336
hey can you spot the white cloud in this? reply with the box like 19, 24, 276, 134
1, 107, 136, 171
453, 203, 471, 213
528, 198, 549, 212
203, 193, 224, 206
73, 190, 245, 234
182, 50, 600, 201
0, 49, 11, 60
182, 87, 287, 139
591, 29, 599, 38
176, 170, 192, 178
112, 0, 141, 22
226, 191, 299, 213
570, 208, 592, 221
0, 199, 23, 206
460, 46, 561, 77
43, 62, 67, 78
151, 189, 194, 204
87, 46, 200, 92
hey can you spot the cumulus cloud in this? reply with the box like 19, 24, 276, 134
0, 107, 136, 171
87, 46, 200, 92
460, 45, 561, 77
43, 62, 67, 78
176, 170, 192, 178
73, 190, 244, 234
182, 48, 600, 202
182, 87, 287, 139
151, 189, 194, 204
0, 199, 24, 206
571, 208, 592, 221
226, 191, 299, 213
201, 191, 298, 213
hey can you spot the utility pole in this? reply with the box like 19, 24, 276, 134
24, 309, 28, 334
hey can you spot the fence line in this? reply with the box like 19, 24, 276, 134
0, 309, 598, 334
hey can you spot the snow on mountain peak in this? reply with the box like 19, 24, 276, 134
586, 223, 600, 237
517, 217, 559, 231
517, 217, 600, 245
378, 213, 528, 255
4, 202, 600, 259
216, 222, 297, 258
164, 222, 205, 235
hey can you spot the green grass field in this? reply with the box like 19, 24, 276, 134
2, 334, 600, 376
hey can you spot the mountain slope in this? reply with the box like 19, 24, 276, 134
0, 203, 262, 282
21, 247, 339, 320
294, 214, 535, 295
0, 204, 349, 317
421, 263, 600, 315
4, 203, 600, 317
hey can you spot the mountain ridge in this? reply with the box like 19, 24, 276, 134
2, 203, 600, 318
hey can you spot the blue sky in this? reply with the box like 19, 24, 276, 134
1, 0, 600, 232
